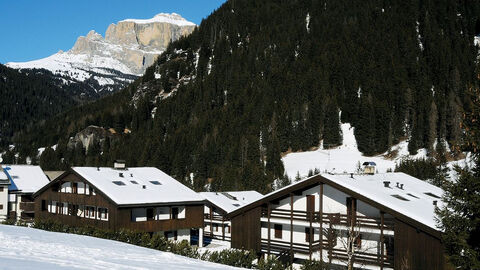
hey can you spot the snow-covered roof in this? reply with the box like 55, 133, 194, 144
120, 13, 196, 26
73, 167, 204, 206
321, 173, 443, 230
232, 172, 443, 231
0, 170, 8, 184
200, 191, 263, 213
1, 165, 50, 193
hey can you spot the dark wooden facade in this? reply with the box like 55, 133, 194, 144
228, 175, 451, 270
394, 220, 452, 270
231, 206, 262, 251
34, 171, 204, 233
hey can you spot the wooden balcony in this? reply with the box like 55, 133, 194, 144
261, 207, 394, 230
261, 238, 394, 268
20, 202, 35, 212
204, 213, 225, 221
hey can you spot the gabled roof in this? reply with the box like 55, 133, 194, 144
228, 172, 444, 238
34, 167, 205, 206
1, 165, 50, 193
200, 191, 263, 214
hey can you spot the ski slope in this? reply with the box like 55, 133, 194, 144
0, 225, 241, 270
282, 123, 470, 178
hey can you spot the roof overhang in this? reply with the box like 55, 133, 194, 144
227, 174, 442, 239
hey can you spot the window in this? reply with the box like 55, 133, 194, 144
146, 208, 155, 221
56, 202, 62, 214
0, 187, 4, 192
72, 182, 78, 194
0, 204, 3, 210
85, 206, 95, 218
384, 236, 394, 256
150, 181, 162, 185
98, 208, 108, 220
424, 192, 441, 199
171, 207, 179, 219
174, 230, 178, 241
112, 181, 126, 186
305, 227, 311, 242
130, 181, 139, 184
68, 204, 74, 215
274, 224, 282, 239
41, 200, 47, 211
213, 223, 219, 232
391, 194, 409, 201
327, 228, 337, 247
407, 193, 419, 199
226, 225, 231, 233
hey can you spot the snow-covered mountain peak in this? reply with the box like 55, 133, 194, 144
120, 12, 196, 26
6, 12, 196, 95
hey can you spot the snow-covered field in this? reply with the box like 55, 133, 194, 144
282, 123, 471, 178
0, 225, 240, 270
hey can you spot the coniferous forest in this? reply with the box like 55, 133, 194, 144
5, 0, 480, 195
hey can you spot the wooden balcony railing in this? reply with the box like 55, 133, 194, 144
261, 238, 394, 268
261, 208, 394, 230
20, 202, 35, 212
204, 213, 225, 221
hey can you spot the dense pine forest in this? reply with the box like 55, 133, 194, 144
8, 0, 480, 193
0, 64, 81, 150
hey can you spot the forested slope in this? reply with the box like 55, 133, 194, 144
15, 0, 480, 193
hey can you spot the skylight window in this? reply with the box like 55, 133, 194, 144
391, 194, 409, 201
112, 181, 126, 186
150, 181, 162, 185
407, 193, 419, 199
130, 181, 138, 184
424, 192, 441, 199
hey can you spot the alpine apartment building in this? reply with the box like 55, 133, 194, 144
33, 162, 206, 244
228, 170, 450, 270
0, 165, 50, 222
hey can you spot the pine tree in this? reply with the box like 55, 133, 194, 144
438, 87, 480, 269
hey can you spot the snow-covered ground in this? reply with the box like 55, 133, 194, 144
282, 123, 471, 178
0, 225, 241, 270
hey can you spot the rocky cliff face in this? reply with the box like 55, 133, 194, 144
6, 13, 196, 96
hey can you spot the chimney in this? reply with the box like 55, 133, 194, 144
114, 160, 126, 170
350, 173, 354, 179
119, 173, 124, 177
97, 167, 100, 171
383, 181, 391, 188
400, 184, 404, 190
142, 185, 146, 189
433, 200, 437, 206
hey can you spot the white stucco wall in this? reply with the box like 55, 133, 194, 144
0, 185, 8, 220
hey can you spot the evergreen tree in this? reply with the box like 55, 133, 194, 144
438, 87, 480, 269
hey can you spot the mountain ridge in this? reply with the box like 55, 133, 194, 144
6, 13, 196, 96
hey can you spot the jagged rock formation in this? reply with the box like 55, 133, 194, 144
6, 13, 196, 96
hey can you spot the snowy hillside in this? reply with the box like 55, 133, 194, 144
0, 225, 240, 270
282, 123, 471, 178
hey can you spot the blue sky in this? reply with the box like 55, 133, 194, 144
0, 0, 227, 64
